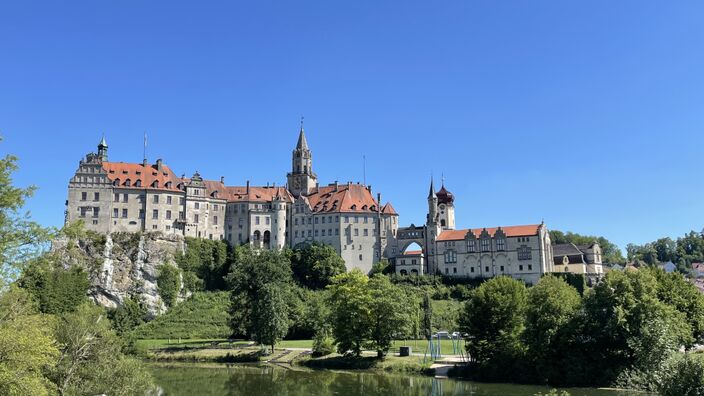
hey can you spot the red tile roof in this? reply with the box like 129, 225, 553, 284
102, 162, 182, 191
222, 186, 294, 203
381, 202, 397, 215
304, 184, 390, 214
437, 224, 542, 241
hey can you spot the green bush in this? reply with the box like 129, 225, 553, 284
658, 355, 704, 396
312, 331, 335, 357
157, 264, 181, 308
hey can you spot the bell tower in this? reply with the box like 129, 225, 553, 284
287, 119, 317, 197
97, 136, 108, 162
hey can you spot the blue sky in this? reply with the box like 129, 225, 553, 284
1, 1, 703, 251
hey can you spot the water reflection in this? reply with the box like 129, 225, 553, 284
148, 363, 641, 396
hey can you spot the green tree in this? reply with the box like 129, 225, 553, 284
658, 356, 704, 396
157, 264, 181, 308
422, 293, 433, 339
0, 286, 59, 396
648, 268, 704, 348
327, 269, 372, 356
550, 230, 624, 264
18, 254, 89, 314
523, 275, 581, 382
562, 270, 692, 388
227, 246, 292, 337
108, 296, 149, 336
676, 231, 704, 271
175, 237, 230, 291
459, 276, 527, 375
0, 151, 52, 288
291, 242, 346, 289
626, 243, 660, 265
52, 303, 153, 396
253, 283, 289, 353
366, 275, 413, 358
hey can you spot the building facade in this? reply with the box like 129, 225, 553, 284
68, 129, 561, 282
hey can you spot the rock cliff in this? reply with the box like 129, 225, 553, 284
52, 232, 186, 316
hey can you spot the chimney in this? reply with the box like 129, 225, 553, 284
220, 176, 225, 184
143, 158, 148, 167
334, 180, 339, 191
246, 180, 250, 194
368, 185, 372, 194
156, 158, 163, 171
315, 182, 319, 193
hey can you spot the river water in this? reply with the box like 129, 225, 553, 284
148, 363, 644, 396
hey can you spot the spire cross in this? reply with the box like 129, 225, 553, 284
300, 116, 304, 130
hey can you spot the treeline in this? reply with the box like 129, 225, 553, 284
626, 230, 704, 272
457, 270, 704, 393
0, 154, 153, 395
549, 230, 625, 264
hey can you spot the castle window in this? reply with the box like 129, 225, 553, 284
195, 202, 200, 209
364, 216, 368, 224
152, 210, 158, 219
485, 266, 489, 272
308, 230, 312, 237
114, 193, 119, 202
295, 218, 298, 225
167, 196, 172, 204
255, 216, 260, 225
265, 217, 270, 225
519, 265, 523, 271
194, 214, 199, 223
124, 179, 131, 187
441, 219, 446, 227
500, 266, 504, 272
359, 254, 363, 261
308, 218, 312, 225
470, 267, 475, 273
135, 180, 142, 187
113, 208, 118, 218
481, 238, 490, 252
364, 229, 368, 236
315, 217, 319, 224
123, 193, 128, 202
153, 195, 159, 204
315, 230, 319, 237
496, 238, 506, 251
180, 197, 186, 205
81, 192, 87, 201
122, 209, 128, 218
179, 211, 185, 220
354, 229, 359, 236
344, 216, 349, 223
321, 217, 325, 224
336, 216, 339, 222
444, 250, 457, 263
354, 217, 359, 224
214, 216, 218, 224
321, 229, 325, 236
445, 268, 449, 274
467, 240, 476, 252
528, 265, 533, 270
453, 267, 457, 274
139, 209, 145, 219
518, 245, 532, 260
166, 210, 172, 220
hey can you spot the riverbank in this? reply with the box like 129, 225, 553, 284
135, 338, 452, 375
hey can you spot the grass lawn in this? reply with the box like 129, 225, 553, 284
135, 338, 467, 357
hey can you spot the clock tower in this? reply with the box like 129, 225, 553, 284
287, 122, 317, 197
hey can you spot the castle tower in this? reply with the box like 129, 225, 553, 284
436, 180, 455, 230
97, 136, 108, 162
271, 189, 287, 249
427, 177, 438, 226
287, 122, 318, 197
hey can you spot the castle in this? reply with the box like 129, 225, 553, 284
66, 127, 558, 282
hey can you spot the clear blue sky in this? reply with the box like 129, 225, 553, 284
1, 1, 703, 251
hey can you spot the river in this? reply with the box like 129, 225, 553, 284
148, 363, 645, 396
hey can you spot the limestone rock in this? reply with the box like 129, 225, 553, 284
51, 232, 186, 316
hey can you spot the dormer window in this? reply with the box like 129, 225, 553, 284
135, 180, 142, 187
136, 171, 141, 175
152, 172, 157, 176
351, 204, 357, 210
362, 205, 368, 210
124, 179, 131, 187
113, 178, 120, 186
122, 170, 128, 175
152, 180, 159, 188
165, 181, 172, 188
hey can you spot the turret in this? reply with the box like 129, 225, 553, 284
97, 136, 108, 162
436, 180, 455, 230
271, 189, 287, 249
427, 177, 438, 226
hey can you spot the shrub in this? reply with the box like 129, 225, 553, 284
658, 355, 704, 396
157, 264, 181, 308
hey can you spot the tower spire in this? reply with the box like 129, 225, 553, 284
97, 135, 108, 162
296, 117, 309, 150
428, 176, 436, 199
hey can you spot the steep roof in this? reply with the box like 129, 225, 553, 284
437, 224, 542, 241
436, 184, 454, 204
381, 202, 397, 215
223, 186, 293, 203
304, 183, 393, 214
296, 128, 309, 150
102, 161, 182, 191
553, 243, 587, 265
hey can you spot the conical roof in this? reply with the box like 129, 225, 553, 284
296, 127, 309, 150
